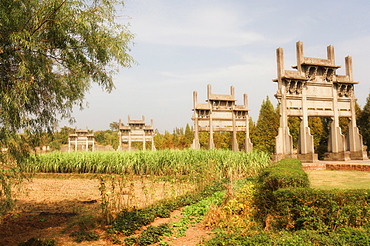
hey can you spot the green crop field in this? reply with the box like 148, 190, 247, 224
21, 149, 271, 178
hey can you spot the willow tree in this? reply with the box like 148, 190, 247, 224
0, 0, 134, 210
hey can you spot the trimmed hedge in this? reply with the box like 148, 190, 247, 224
257, 158, 309, 192
204, 227, 370, 246
255, 158, 370, 232
255, 158, 309, 226
272, 188, 370, 231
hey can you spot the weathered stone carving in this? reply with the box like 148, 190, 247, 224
274, 41, 367, 162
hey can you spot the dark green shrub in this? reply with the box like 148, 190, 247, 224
69, 231, 100, 243
257, 158, 309, 192
273, 158, 303, 169
123, 237, 137, 246
255, 158, 309, 227
18, 238, 56, 246
272, 188, 370, 231
204, 228, 370, 246
137, 224, 172, 245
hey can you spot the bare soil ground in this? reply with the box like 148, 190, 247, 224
0, 174, 212, 246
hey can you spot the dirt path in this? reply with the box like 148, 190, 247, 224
0, 175, 212, 246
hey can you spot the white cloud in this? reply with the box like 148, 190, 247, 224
126, 1, 264, 47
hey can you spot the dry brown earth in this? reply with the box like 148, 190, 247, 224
0, 174, 211, 246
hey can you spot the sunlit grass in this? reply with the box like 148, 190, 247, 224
307, 170, 370, 189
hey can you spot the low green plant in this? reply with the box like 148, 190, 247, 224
69, 231, 100, 243
137, 224, 172, 245
204, 180, 259, 234
18, 237, 56, 246
172, 190, 225, 238
109, 180, 226, 236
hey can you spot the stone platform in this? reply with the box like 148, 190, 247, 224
302, 160, 370, 171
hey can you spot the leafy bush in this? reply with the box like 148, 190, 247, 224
204, 228, 370, 246
136, 224, 172, 246
257, 158, 309, 192
204, 180, 259, 233
69, 231, 100, 243
271, 188, 370, 231
18, 237, 56, 246
255, 158, 309, 227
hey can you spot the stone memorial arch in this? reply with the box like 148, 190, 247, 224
118, 115, 156, 151
68, 128, 95, 152
274, 41, 367, 162
191, 84, 253, 152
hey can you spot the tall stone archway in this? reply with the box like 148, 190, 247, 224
274, 41, 367, 162
191, 84, 253, 152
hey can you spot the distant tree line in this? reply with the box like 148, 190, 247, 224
39, 93, 370, 159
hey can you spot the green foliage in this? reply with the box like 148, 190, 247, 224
110, 181, 225, 236
172, 191, 225, 237
70, 231, 100, 243
18, 237, 56, 246
252, 96, 279, 154
272, 188, 370, 231
184, 123, 194, 146
110, 121, 121, 131
0, 165, 24, 212
136, 224, 172, 246
94, 129, 119, 149
154, 125, 194, 150
288, 116, 300, 149
358, 92, 370, 149
204, 228, 370, 246
255, 158, 309, 228
204, 180, 259, 234
257, 159, 309, 192
0, 0, 134, 213
0, 0, 134, 136
308, 117, 329, 159
203, 158, 370, 246
21, 149, 271, 177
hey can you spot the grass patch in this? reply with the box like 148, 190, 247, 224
307, 170, 370, 189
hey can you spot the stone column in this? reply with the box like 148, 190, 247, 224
208, 112, 215, 149
207, 85, 215, 149
345, 56, 368, 159
244, 94, 253, 152
143, 133, 146, 150
231, 109, 238, 151
275, 47, 294, 161
297, 81, 317, 162
191, 91, 200, 149
325, 82, 347, 160
128, 132, 132, 151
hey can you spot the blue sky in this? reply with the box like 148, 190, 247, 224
64, 0, 370, 133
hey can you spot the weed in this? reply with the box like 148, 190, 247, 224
18, 237, 56, 246
70, 231, 100, 243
